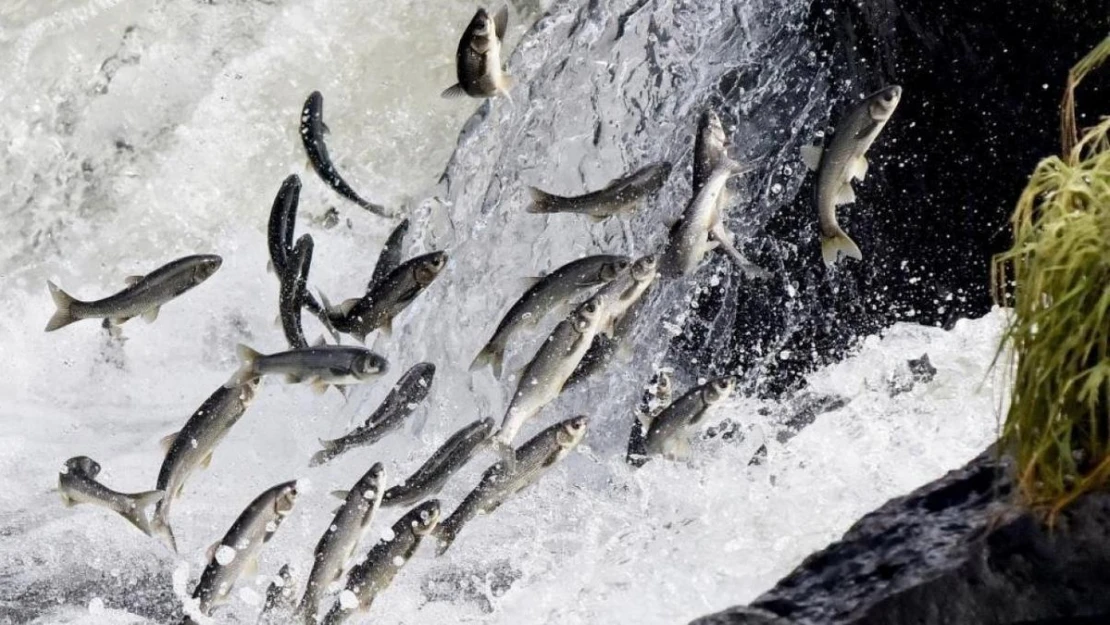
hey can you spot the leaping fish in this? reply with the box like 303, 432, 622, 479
58, 456, 163, 536
801, 85, 902, 266
300, 91, 391, 218
45, 254, 222, 332
442, 7, 513, 100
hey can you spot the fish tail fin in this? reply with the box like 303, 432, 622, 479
308, 440, 336, 467
469, 344, 505, 378
149, 506, 178, 553
441, 84, 467, 99
526, 187, 559, 214
121, 490, 164, 536
45, 281, 80, 332
820, 229, 863, 266
226, 344, 262, 387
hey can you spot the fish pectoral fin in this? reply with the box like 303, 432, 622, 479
854, 119, 880, 141
60, 492, 75, 507
159, 431, 179, 454
588, 214, 607, 223
849, 156, 869, 181
834, 182, 857, 205
124, 275, 144, 286
310, 379, 329, 395
338, 298, 360, 317
200, 451, 214, 469
109, 316, 133, 326
330, 490, 350, 500
141, 306, 160, 323
800, 144, 823, 171
380, 317, 394, 338
441, 84, 468, 99
321, 121, 331, 135
285, 373, 305, 384
244, 557, 259, 577
493, 5, 509, 40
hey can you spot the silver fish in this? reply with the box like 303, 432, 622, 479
434, 416, 586, 555
381, 418, 495, 508
226, 344, 388, 392
367, 219, 410, 291
327, 252, 448, 343
470, 255, 629, 379
801, 85, 902, 265
660, 161, 751, 278
186, 481, 298, 621
493, 296, 604, 449
441, 7, 512, 99
151, 380, 261, 553
527, 162, 672, 220
280, 235, 314, 349
320, 500, 441, 625
644, 376, 736, 459
297, 464, 386, 625
310, 363, 435, 467
300, 91, 390, 218
692, 109, 728, 198
45, 254, 222, 332
564, 255, 658, 388
58, 456, 163, 536
627, 371, 674, 467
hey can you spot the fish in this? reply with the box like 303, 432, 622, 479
259, 564, 297, 624
493, 295, 605, 451
185, 481, 298, 623
469, 254, 629, 378
297, 463, 386, 625
381, 418, 495, 508
280, 235, 315, 349
627, 371, 674, 468
225, 344, 388, 392
685, 109, 769, 279
326, 252, 448, 343
310, 363, 435, 467
151, 380, 261, 553
268, 176, 326, 318
267, 174, 301, 277
434, 416, 586, 555
368, 218, 410, 291
300, 91, 390, 218
801, 85, 902, 265
319, 500, 441, 625
563, 254, 658, 388
692, 109, 728, 198
442, 7, 512, 100
644, 376, 736, 460
527, 162, 672, 220
45, 254, 222, 332
57, 456, 163, 536
659, 161, 752, 278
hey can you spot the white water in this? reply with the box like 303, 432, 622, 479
0, 1, 1003, 624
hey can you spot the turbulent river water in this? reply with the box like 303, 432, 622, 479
0, 1, 1001, 623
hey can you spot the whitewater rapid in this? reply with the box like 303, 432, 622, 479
0, 1, 1002, 624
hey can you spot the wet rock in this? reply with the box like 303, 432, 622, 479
692, 448, 1110, 624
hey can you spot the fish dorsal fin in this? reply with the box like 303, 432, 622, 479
142, 306, 160, 323
517, 276, 543, 290
313, 335, 327, 347
200, 451, 214, 470
330, 490, 350, 500
124, 275, 144, 286
493, 5, 509, 40
834, 183, 857, 206
800, 144, 823, 171
849, 156, 869, 181
159, 431, 179, 454
321, 121, 331, 135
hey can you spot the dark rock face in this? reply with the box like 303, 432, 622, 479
692, 449, 1110, 625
